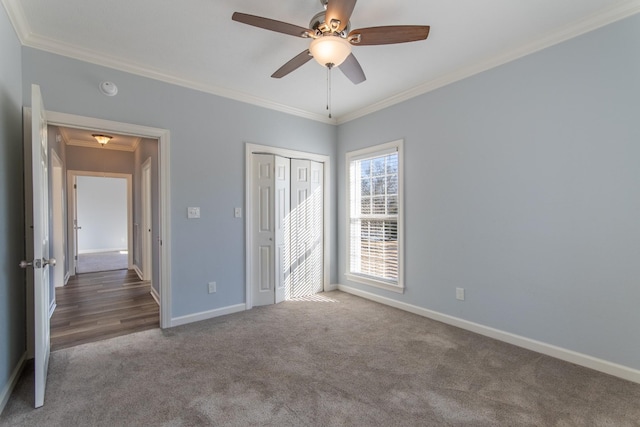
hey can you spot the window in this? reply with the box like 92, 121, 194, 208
346, 140, 403, 292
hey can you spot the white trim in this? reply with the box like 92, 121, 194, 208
44, 110, 172, 329
77, 248, 128, 254
133, 264, 144, 280
67, 171, 133, 269
0, 0, 333, 125
140, 157, 153, 282
345, 139, 404, 291
338, 284, 640, 385
50, 149, 65, 289
245, 143, 332, 310
63, 271, 70, 285
150, 287, 160, 306
0, 352, 26, 415
4, 0, 639, 124
335, 1, 640, 124
344, 273, 404, 294
170, 304, 246, 327
48, 301, 56, 319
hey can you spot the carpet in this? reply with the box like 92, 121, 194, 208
76, 251, 128, 274
2, 291, 639, 426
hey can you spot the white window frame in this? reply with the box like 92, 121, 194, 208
345, 139, 404, 293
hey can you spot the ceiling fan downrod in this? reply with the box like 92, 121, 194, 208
326, 64, 333, 119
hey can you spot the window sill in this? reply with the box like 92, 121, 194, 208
344, 273, 404, 294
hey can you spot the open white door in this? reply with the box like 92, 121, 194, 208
21, 84, 53, 408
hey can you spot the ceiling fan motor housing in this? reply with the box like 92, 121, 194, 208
310, 11, 350, 37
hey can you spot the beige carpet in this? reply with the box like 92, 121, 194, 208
2, 291, 639, 426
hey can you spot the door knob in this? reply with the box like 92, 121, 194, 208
19, 258, 56, 269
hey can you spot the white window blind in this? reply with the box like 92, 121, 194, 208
347, 141, 403, 291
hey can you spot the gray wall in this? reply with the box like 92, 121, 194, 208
66, 145, 135, 175
21, 48, 337, 318
337, 14, 640, 370
133, 138, 160, 293
0, 4, 25, 406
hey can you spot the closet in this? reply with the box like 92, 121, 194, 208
251, 154, 324, 306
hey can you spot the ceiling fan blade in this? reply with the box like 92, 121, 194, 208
232, 12, 312, 38
339, 53, 366, 84
348, 25, 430, 45
325, 0, 357, 33
271, 50, 313, 78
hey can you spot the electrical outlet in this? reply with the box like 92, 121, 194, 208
208, 281, 216, 294
187, 207, 200, 219
456, 287, 465, 301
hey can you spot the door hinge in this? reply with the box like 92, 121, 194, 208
74, 184, 77, 189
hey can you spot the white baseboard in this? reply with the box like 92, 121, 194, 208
133, 265, 144, 280
64, 271, 70, 285
49, 301, 56, 319
325, 283, 339, 291
150, 286, 160, 306
0, 352, 26, 415
78, 248, 127, 254
338, 284, 640, 385
170, 304, 246, 327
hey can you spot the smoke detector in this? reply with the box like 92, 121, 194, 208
99, 81, 118, 96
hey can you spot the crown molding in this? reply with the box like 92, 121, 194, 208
337, 0, 640, 124
1, 0, 30, 44
4, 0, 638, 126
2, 0, 334, 125
24, 32, 336, 125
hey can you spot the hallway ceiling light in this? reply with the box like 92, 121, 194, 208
92, 134, 113, 146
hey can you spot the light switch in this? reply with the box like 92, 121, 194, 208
234, 207, 242, 218
187, 207, 200, 219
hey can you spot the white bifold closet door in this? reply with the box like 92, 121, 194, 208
251, 154, 323, 306
289, 159, 323, 299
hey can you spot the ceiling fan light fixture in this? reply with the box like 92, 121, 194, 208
309, 35, 351, 67
92, 134, 113, 146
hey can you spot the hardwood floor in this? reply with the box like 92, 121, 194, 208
51, 269, 159, 351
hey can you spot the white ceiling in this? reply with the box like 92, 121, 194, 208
3, 0, 639, 123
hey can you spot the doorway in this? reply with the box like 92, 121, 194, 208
51, 134, 157, 350
70, 173, 132, 274
44, 110, 172, 329
245, 144, 331, 309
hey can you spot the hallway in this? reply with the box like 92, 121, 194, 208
51, 270, 159, 351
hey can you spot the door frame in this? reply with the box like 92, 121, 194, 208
45, 110, 172, 328
245, 143, 332, 310
51, 149, 65, 290
67, 171, 133, 272
141, 157, 153, 282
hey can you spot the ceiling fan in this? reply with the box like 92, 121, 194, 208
232, 0, 430, 85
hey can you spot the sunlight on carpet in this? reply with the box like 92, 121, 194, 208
288, 294, 339, 302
